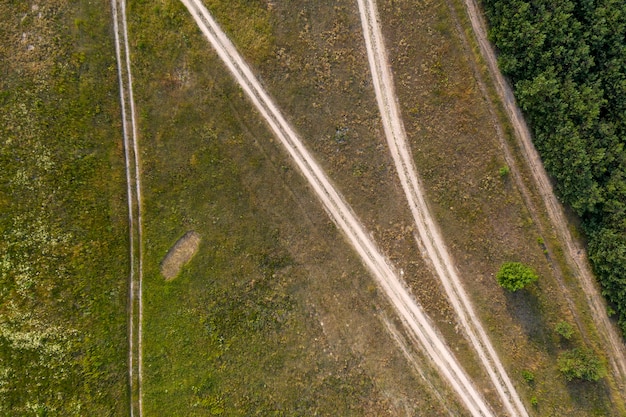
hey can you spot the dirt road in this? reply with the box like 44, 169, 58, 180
460, 0, 626, 389
180, 0, 495, 414
110, 0, 144, 415
356, 0, 528, 415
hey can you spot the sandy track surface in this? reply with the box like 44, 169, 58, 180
110, 0, 144, 415
180, 0, 494, 414
461, 0, 626, 389
356, 0, 528, 416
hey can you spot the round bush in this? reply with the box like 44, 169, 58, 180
496, 262, 538, 292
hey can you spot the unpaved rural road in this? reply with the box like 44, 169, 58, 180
180, 0, 495, 414
356, 0, 528, 415
461, 0, 626, 390
110, 0, 144, 415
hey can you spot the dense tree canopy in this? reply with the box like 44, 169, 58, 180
483, 0, 626, 335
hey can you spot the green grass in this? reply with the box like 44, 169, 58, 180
129, 0, 624, 414
0, 1, 129, 415
130, 0, 461, 415
3, 0, 618, 414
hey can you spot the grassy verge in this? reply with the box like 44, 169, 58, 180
0, 1, 129, 415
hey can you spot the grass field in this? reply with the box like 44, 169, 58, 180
130, 0, 465, 414
2, 0, 624, 415
0, 1, 129, 415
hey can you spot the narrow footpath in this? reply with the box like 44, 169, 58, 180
110, 0, 144, 415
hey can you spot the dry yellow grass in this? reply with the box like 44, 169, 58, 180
160, 231, 201, 280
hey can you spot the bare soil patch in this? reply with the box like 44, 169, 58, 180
160, 231, 201, 280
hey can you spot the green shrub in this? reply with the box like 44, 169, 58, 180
555, 321, 574, 340
558, 348, 606, 382
521, 369, 535, 384
496, 262, 538, 292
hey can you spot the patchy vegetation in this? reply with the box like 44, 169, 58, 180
558, 348, 607, 382
0, 1, 128, 415
555, 321, 574, 341
483, 0, 626, 335
3, 0, 622, 413
130, 0, 455, 415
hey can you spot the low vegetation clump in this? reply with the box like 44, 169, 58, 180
483, 0, 626, 335
557, 348, 606, 382
555, 321, 574, 340
521, 369, 535, 384
496, 262, 538, 292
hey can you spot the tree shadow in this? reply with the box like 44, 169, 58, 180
563, 377, 613, 414
503, 286, 553, 348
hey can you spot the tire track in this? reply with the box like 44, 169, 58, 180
179, 0, 494, 415
110, 0, 143, 415
356, 0, 528, 416
460, 0, 626, 390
